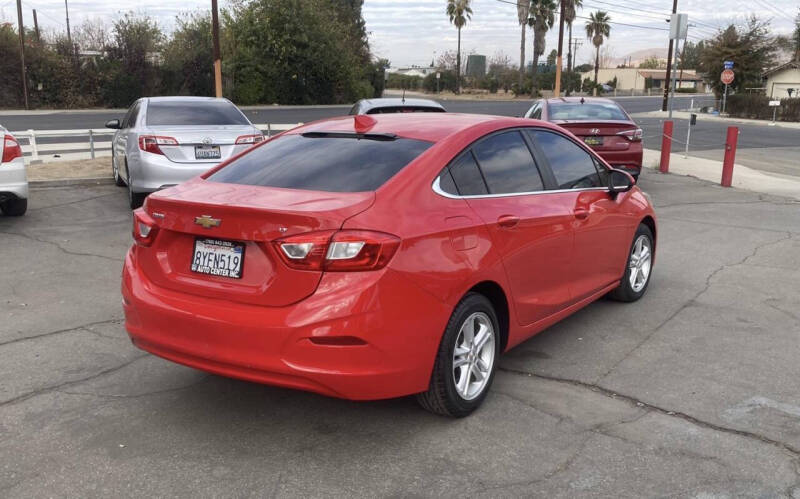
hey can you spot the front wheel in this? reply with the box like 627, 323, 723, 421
112, 154, 126, 187
127, 170, 146, 210
416, 293, 500, 417
609, 223, 654, 302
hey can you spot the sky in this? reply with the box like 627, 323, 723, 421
1, 0, 797, 68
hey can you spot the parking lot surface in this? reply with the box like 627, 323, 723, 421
1, 173, 799, 497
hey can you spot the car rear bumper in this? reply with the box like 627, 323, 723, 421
133, 153, 222, 193
121, 247, 449, 400
597, 147, 643, 175
0, 157, 29, 200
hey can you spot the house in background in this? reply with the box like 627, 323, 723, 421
763, 61, 800, 99
579, 67, 710, 93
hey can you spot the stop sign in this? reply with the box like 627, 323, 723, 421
720, 69, 734, 85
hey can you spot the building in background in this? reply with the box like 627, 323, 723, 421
763, 61, 800, 99
465, 55, 486, 78
579, 67, 709, 93
388, 66, 437, 78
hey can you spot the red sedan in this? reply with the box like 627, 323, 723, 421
525, 97, 643, 179
122, 113, 656, 417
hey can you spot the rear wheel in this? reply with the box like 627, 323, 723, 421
417, 293, 499, 417
127, 168, 146, 210
609, 223, 653, 302
0, 197, 27, 216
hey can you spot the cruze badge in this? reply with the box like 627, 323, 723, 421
195, 215, 221, 228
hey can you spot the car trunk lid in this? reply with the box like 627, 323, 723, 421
139, 179, 375, 306
554, 120, 639, 152
146, 125, 260, 164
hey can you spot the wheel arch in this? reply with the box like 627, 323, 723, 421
467, 280, 510, 353
640, 215, 657, 253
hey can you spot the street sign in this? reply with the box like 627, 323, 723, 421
720, 69, 734, 85
436, 72, 441, 79
724, 61, 734, 70
669, 13, 688, 40
769, 100, 781, 106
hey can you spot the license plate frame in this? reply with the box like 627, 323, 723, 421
195, 145, 221, 160
191, 238, 245, 279
583, 136, 604, 146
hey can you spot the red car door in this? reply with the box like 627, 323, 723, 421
528, 129, 631, 301
442, 130, 575, 326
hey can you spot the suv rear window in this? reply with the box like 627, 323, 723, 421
547, 101, 628, 121
146, 101, 250, 126
207, 134, 433, 192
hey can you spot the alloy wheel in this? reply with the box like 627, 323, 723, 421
629, 234, 652, 293
452, 312, 495, 401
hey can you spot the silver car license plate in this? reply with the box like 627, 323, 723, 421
195, 145, 221, 160
191, 238, 244, 279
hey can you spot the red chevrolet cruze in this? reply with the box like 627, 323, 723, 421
122, 113, 656, 417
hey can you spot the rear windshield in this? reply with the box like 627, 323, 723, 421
207, 134, 433, 192
366, 106, 445, 114
548, 101, 628, 121
146, 101, 250, 126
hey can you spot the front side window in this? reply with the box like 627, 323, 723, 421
208, 133, 433, 192
529, 130, 604, 189
471, 131, 543, 194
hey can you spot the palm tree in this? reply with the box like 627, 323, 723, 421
446, 0, 473, 94
563, 0, 583, 95
585, 10, 611, 85
529, 0, 557, 96
517, 0, 531, 91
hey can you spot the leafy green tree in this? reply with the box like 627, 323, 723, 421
638, 56, 662, 69
679, 41, 704, 70
529, 0, 557, 96
162, 13, 214, 96
585, 10, 611, 85
446, 0, 473, 94
104, 12, 165, 107
698, 16, 777, 97
546, 49, 557, 66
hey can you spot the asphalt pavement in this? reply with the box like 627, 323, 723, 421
1, 172, 799, 496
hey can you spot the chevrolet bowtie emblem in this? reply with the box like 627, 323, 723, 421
194, 215, 221, 229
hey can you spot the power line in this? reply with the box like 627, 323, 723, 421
493, 0, 670, 31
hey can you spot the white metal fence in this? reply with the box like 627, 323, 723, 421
10, 123, 302, 164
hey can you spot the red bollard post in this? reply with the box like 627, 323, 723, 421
721, 126, 738, 187
659, 120, 673, 173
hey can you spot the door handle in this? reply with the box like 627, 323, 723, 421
497, 215, 520, 228
574, 209, 589, 220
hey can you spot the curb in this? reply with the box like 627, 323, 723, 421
30, 177, 116, 187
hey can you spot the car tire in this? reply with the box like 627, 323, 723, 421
0, 197, 27, 216
112, 154, 126, 187
127, 169, 145, 210
416, 292, 500, 417
609, 223, 654, 302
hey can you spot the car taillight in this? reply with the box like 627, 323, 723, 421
617, 128, 643, 142
2, 135, 22, 163
235, 134, 264, 145
138, 135, 178, 155
132, 208, 158, 247
274, 230, 400, 272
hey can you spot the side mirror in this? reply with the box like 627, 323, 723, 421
105, 119, 121, 129
608, 169, 635, 198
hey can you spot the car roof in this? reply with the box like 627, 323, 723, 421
357, 98, 445, 110
291, 113, 553, 143
145, 96, 232, 103
545, 97, 618, 105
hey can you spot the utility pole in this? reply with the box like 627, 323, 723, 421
16, 0, 29, 110
65, 0, 72, 47
661, 0, 678, 111
33, 9, 40, 43
553, 0, 566, 97
211, 0, 223, 98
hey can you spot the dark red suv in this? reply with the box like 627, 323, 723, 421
525, 97, 643, 179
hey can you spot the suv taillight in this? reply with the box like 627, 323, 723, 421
132, 209, 158, 247
2, 135, 22, 163
138, 135, 178, 155
617, 128, 643, 142
274, 230, 400, 272
235, 134, 264, 145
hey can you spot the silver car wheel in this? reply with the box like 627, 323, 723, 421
629, 234, 652, 293
452, 312, 495, 401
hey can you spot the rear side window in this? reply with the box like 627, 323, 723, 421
447, 152, 488, 196
547, 101, 628, 121
208, 134, 433, 192
146, 101, 250, 126
472, 131, 543, 194
529, 130, 604, 189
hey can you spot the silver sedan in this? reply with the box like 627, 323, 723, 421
106, 97, 263, 209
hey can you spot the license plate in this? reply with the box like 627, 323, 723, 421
195, 145, 221, 160
191, 238, 245, 279
584, 136, 603, 146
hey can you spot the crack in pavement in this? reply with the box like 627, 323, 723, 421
595, 231, 794, 382
28, 192, 120, 212
498, 366, 800, 459
0, 318, 122, 348
0, 354, 148, 408
57, 374, 211, 400
0, 230, 124, 263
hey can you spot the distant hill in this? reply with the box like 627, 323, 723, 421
611, 48, 669, 68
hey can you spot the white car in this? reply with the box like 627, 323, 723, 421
0, 126, 27, 216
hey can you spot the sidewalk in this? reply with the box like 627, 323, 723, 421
642, 148, 800, 200
634, 110, 800, 129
